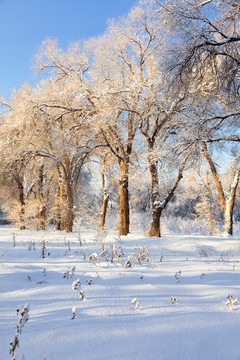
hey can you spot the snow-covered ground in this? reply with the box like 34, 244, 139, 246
1, 226, 240, 360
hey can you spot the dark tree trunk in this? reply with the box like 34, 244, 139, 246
38, 165, 47, 230
148, 158, 162, 237
18, 182, 26, 230
224, 171, 239, 235
147, 143, 188, 237
65, 176, 74, 232
57, 157, 74, 233
118, 160, 129, 235
100, 165, 109, 229
54, 190, 61, 230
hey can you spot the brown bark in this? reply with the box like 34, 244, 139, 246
148, 152, 162, 237
12, 173, 26, 230
224, 170, 239, 235
18, 182, 26, 230
202, 141, 226, 211
202, 142, 239, 235
54, 190, 61, 230
118, 160, 129, 235
148, 144, 189, 237
148, 165, 185, 237
100, 165, 109, 229
54, 162, 74, 232
38, 165, 47, 230
148, 208, 162, 237
61, 156, 74, 232
54, 165, 64, 230
64, 176, 74, 232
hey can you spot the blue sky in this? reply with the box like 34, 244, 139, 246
0, 0, 137, 100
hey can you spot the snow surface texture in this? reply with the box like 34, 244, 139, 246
0, 226, 240, 360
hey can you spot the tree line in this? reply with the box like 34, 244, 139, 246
0, 0, 239, 236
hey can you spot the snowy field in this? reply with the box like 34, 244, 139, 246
1, 226, 240, 360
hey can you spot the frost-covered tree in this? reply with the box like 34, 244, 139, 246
159, 0, 240, 234
1, 62, 95, 232
89, 0, 163, 235
202, 142, 239, 235
0, 85, 53, 229
161, 0, 240, 99
138, 84, 192, 237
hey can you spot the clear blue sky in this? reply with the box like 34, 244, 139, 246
0, 0, 137, 100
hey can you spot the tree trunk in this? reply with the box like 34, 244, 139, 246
224, 200, 234, 235
148, 146, 189, 237
118, 160, 129, 235
100, 165, 109, 229
202, 141, 226, 211
224, 170, 239, 236
38, 165, 47, 230
59, 177, 74, 232
65, 176, 74, 232
54, 161, 74, 232
18, 182, 26, 230
202, 142, 239, 236
62, 156, 74, 232
148, 157, 162, 237
12, 172, 26, 230
148, 208, 162, 237
54, 190, 61, 230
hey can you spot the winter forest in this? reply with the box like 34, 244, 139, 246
1, 0, 240, 359
0, 0, 239, 237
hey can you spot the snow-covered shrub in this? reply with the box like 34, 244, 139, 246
225, 295, 238, 311
16, 304, 29, 334
63, 266, 75, 279
10, 334, 19, 360
89, 252, 98, 261
160, 251, 164, 262
28, 241, 35, 251
124, 259, 133, 268
63, 268, 70, 279
175, 270, 181, 283
72, 279, 86, 300
110, 244, 119, 263
72, 278, 81, 291
10, 304, 30, 359
41, 239, 47, 259
100, 249, 108, 262
131, 298, 140, 310
130, 246, 149, 266
71, 307, 76, 320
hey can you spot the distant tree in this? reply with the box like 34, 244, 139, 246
0, 85, 51, 230
0, 71, 95, 232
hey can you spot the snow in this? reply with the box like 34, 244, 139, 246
1, 226, 240, 359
